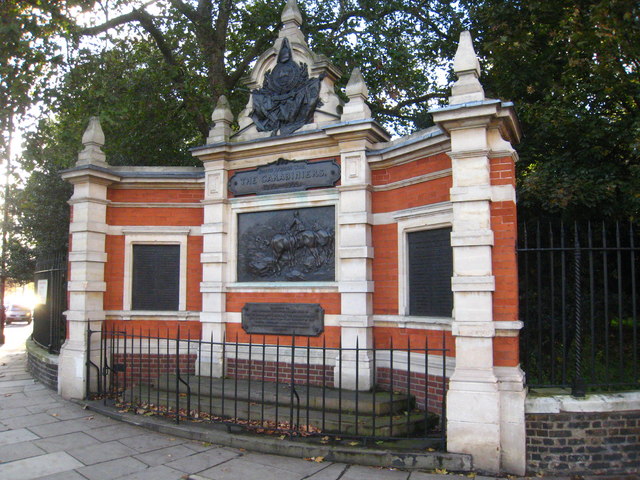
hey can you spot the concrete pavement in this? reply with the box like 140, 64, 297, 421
0, 323, 573, 480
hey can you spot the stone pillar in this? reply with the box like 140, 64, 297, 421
327, 71, 385, 390
59, 117, 117, 399
197, 98, 231, 376
431, 32, 525, 475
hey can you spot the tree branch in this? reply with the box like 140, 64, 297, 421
225, 33, 278, 90
168, 0, 199, 25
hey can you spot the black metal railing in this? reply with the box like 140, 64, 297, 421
519, 221, 639, 394
32, 252, 68, 353
87, 325, 449, 447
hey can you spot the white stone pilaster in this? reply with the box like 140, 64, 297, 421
59, 117, 116, 400
337, 148, 374, 390
198, 160, 229, 376
431, 31, 525, 475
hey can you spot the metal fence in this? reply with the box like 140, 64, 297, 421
519, 221, 639, 394
32, 253, 68, 353
87, 325, 449, 446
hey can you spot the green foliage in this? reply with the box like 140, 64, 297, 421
464, 0, 640, 220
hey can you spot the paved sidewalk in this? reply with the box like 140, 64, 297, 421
0, 324, 571, 480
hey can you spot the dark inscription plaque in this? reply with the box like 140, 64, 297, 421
242, 303, 324, 336
408, 228, 453, 317
237, 206, 335, 282
228, 158, 340, 196
132, 244, 180, 311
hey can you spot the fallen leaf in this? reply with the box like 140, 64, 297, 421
349, 441, 360, 446
314, 456, 325, 462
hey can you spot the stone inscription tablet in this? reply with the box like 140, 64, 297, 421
228, 158, 340, 196
242, 303, 324, 336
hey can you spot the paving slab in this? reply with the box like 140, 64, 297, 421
341, 464, 411, 480
66, 439, 135, 465
305, 462, 350, 480
33, 431, 102, 453
112, 464, 187, 480
27, 415, 113, 438
0, 440, 47, 462
85, 423, 147, 442
164, 447, 242, 474
2, 412, 61, 429
117, 431, 187, 453
197, 457, 309, 480
0, 451, 84, 480
0, 427, 40, 446
242, 451, 329, 475
30, 471, 88, 480
77, 455, 149, 480
133, 443, 197, 466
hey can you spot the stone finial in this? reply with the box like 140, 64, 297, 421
449, 31, 485, 105
341, 68, 372, 122
77, 116, 107, 166
207, 95, 234, 143
278, 0, 305, 43
281, 0, 302, 27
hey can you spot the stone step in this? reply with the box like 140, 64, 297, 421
140, 374, 416, 416
123, 385, 428, 437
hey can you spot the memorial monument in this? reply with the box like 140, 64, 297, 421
58, 0, 525, 474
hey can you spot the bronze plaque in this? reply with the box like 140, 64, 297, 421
237, 206, 335, 282
228, 158, 340, 196
242, 303, 324, 336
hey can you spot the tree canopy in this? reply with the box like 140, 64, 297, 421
465, 0, 640, 220
1, 0, 639, 281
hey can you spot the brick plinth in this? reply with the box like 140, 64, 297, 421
526, 411, 640, 476
112, 353, 197, 386
226, 358, 335, 387
376, 368, 446, 413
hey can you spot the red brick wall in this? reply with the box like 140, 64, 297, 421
186, 236, 203, 311
107, 188, 204, 203
226, 292, 341, 315
225, 323, 342, 349
107, 207, 203, 226
104, 235, 125, 310
373, 327, 455, 357
372, 224, 398, 314
226, 358, 335, 387
372, 177, 452, 214
371, 153, 451, 186
103, 320, 202, 338
490, 156, 519, 367
112, 353, 197, 386
527, 410, 640, 476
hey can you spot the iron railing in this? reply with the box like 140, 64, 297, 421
32, 252, 68, 353
519, 221, 639, 394
87, 325, 449, 447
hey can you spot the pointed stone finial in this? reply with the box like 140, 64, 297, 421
278, 0, 305, 43
77, 116, 107, 166
341, 68, 372, 122
281, 0, 302, 27
207, 95, 234, 143
449, 31, 485, 105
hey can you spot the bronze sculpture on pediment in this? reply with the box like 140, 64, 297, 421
251, 38, 325, 136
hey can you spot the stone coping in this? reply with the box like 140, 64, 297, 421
81, 400, 472, 472
25, 337, 59, 365
526, 390, 640, 414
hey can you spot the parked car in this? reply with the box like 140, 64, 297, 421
5, 304, 32, 324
